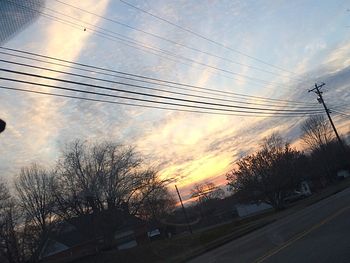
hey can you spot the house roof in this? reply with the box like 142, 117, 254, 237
40, 209, 146, 258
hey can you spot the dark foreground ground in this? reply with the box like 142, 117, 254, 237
189, 187, 350, 263
72, 179, 350, 263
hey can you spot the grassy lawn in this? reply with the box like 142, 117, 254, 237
73, 215, 274, 263
74, 178, 350, 263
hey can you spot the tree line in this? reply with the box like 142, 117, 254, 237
227, 115, 349, 210
0, 114, 348, 262
0, 140, 175, 263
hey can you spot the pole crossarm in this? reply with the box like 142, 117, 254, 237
308, 82, 346, 151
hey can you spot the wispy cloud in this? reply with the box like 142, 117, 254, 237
0, 0, 110, 177
1, 0, 349, 200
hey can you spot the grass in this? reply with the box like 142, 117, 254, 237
72, 216, 274, 263
73, 178, 350, 263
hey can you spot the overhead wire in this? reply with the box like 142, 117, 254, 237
287, 113, 308, 131
1, 0, 326, 116
0, 50, 291, 107
0, 68, 325, 114
0, 57, 322, 110
0, 78, 322, 116
330, 104, 350, 112
119, 0, 299, 76
0, 86, 310, 117
0, 50, 259, 103
0, 85, 291, 117
4, 0, 298, 88
0, 47, 318, 106
52, 0, 301, 81
4, 0, 238, 83
331, 109, 350, 117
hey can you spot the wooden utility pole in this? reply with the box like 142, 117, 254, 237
175, 185, 193, 234
308, 83, 345, 149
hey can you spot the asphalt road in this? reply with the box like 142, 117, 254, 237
189, 187, 350, 263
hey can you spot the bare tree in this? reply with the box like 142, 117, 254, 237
0, 179, 10, 215
54, 140, 171, 218
14, 163, 56, 234
227, 133, 305, 210
52, 140, 173, 247
301, 115, 349, 181
0, 179, 15, 262
190, 182, 224, 204
0, 179, 27, 263
301, 115, 333, 151
136, 184, 176, 222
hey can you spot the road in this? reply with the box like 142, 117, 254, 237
189, 187, 350, 263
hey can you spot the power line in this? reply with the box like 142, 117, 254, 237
52, 0, 301, 81
6, 0, 290, 88
0, 50, 264, 104
0, 85, 289, 117
0, 68, 317, 113
0, 57, 322, 111
119, 0, 298, 76
308, 82, 346, 149
0, 83, 320, 117
331, 109, 350, 117
1, 50, 304, 108
8, 0, 307, 92
331, 104, 350, 112
0, 47, 318, 106
0, 74, 323, 116
0, 68, 324, 114
5, 0, 240, 84
286, 113, 309, 131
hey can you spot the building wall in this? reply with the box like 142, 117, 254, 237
235, 203, 272, 218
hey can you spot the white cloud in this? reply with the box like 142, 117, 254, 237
1, 0, 350, 200
0, 0, 110, 178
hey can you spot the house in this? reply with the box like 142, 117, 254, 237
337, 170, 350, 179
39, 222, 97, 263
39, 210, 147, 263
234, 202, 273, 218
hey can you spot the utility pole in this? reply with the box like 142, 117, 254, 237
175, 185, 193, 234
308, 83, 345, 149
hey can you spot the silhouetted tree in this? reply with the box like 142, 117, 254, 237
137, 184, 176, 222
51, 140, 173, 247
190, 182, 224, 220
14, 163, 56, 234
0, 179, 34, 263
227, 133, 305, 210
301, 115, 348, 181
301, 115, 333, 151
0, 179, 10, 216
190, 182, 224, 204
0, 179, 17, 263
53, 140, 170, 219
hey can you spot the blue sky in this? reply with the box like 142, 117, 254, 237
1, 0, 350, 199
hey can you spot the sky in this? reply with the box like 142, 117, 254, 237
1, 0, 350, 201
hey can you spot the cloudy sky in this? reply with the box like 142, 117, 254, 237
1, 0, 350, 200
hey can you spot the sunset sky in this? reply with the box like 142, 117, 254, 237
1, 0, 350, 201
